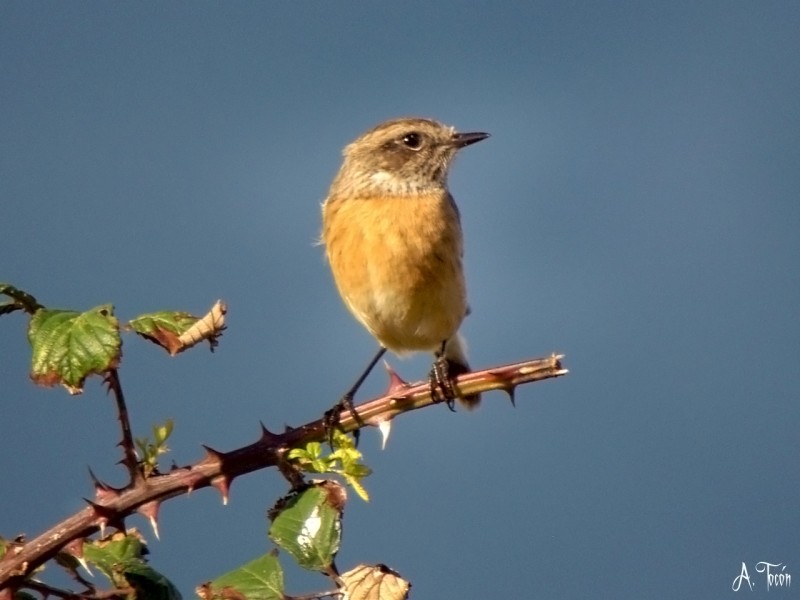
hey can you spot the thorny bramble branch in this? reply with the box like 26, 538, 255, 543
0, 354, 567, 592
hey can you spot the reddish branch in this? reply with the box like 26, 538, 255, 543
105, 369, 142, 484
0, 354, 566, 591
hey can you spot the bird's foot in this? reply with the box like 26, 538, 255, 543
429, 355, 457, 411
323, 392, 364, 447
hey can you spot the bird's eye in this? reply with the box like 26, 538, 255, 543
402, 132, 423, 150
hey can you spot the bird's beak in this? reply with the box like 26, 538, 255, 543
452, 131, 490, 148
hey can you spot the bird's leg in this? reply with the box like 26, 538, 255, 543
324, 346, 387, 446
430, 341, 457, 411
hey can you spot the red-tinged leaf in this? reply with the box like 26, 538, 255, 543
28, 304, 120, 394
130, 301, 226, 355
129, 310, 199, 355
197, 553, 284, 600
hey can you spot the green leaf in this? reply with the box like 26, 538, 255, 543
135, 419, 174, 477
344, 474, 370, 503
199, 553, 284, 600
125, 562, 182, 600
84, 533, 180, 599
84, 533, 147, 587
154, 419, 174, 444
289, 434, 372, 502
268, 482, 345, 572
83, 533, 145, 571
129, 310, 199, 355
305, 442, 323, 459
28, 304, 120, 394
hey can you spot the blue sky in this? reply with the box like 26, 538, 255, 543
2, 2, 799, 598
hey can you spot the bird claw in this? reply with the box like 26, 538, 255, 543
429, 356, 457, 411
324, 393, 364, 447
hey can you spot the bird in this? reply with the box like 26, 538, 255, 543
321, 116, 489, 422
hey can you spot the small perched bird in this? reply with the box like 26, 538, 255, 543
321, 117, 489, 414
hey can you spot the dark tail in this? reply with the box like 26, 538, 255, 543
444, 334, 481, 409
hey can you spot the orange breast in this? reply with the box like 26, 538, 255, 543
322, 192, 467, 352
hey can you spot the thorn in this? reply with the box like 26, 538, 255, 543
84, 498, 115, 523
201, 444, 225, 466
137, 501, 161, 541
64, 538, 86, 573
507, 386, 516, 407
88, 469, 123, 503
383, 361, 410, 395
65, 538, 84, 557
64, 539, 93, 576
211, 475, 230, 505
88, 467, 103, 488
77, 556, 92, 576
259, 421, 279, 443
185, 472, 205, 496
84, 498, 125, 538
84, 498, 119, 538
378, 420, 392, 450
